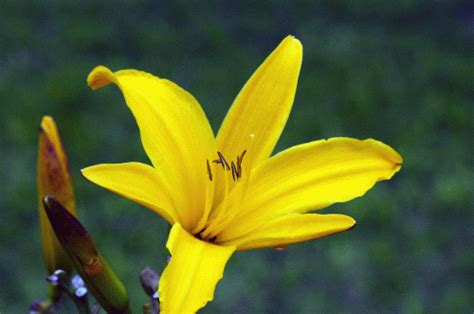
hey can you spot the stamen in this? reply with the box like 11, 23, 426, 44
237, 162, 242, 179
240, 150, 247, 162
206, 159, 213, 181
231, 162, 238, 182
216, 151, 230, 170
236, 150, 246, 179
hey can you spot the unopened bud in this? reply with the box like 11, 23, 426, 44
37, 116, 77, 274
46, 275, 59, 286
75, 287, 88, 298
29, 300, 42, 313
140, 267, 159, 296
29, 299, 53, 313
46, 269, 67, 286
43, 196, 129, 313
71, 275, 85, 289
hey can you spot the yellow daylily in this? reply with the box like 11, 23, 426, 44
83, 36, 402, 313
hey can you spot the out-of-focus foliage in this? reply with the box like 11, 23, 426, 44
0, 1, 472, 313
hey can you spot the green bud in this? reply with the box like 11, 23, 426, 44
43, 196, 130, 313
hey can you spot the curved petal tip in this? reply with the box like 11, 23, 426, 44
87, 65, 116, 90
40, 115, 55, 133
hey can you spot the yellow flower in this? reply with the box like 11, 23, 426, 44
83, 36, 402, 313
38, 116, 77, 274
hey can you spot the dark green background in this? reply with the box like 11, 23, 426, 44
1, 1, 472, 313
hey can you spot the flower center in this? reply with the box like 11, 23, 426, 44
196, 150, 247, 242
206, 150, 246, 182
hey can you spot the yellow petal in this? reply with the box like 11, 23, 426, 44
218, 138, 402, 242
223, 213, 356, 251
38, 116, 77, 273
216, 35, 302, 169
87, 66, 215, 230
159, 223, 235, 313
82, 162, 177, 225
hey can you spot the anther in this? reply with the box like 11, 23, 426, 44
236, 150, 246, 179
231, 162, 238, 182
216, 151, 230, 170
240, 150, 247, 162
206, 159, 213, 181
237, 162, 242, 179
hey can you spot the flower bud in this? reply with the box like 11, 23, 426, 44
37, 116, 77, 274
139, 267, 159, 297
43, 196, 130, 313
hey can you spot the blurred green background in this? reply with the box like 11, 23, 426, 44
1, 1, 472, 313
